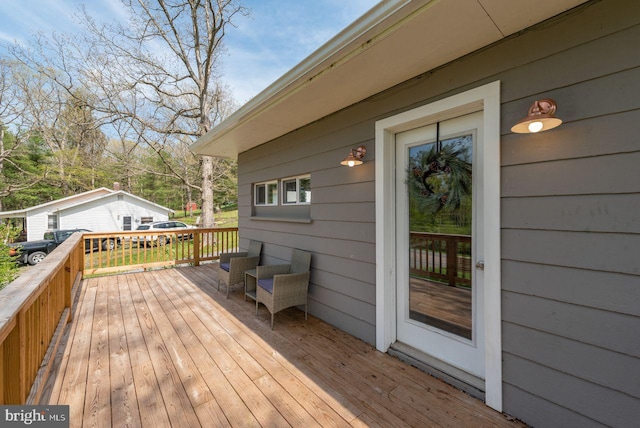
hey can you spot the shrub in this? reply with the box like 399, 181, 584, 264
0, 224, 22, 289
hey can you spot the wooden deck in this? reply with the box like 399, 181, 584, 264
40, 264, 524, 427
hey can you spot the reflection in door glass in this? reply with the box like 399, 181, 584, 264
407, 134, 473, 339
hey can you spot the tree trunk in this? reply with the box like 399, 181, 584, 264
186, 186, 193, 217
201, 155, 215, 228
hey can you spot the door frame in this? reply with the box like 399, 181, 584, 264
374, 81, 502, 411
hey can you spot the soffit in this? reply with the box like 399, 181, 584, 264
191, 0, 587, 158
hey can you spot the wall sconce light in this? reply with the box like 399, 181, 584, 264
511, 99, 562, 133
340, 145, 367, 167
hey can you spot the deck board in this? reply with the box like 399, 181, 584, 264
58, 280, 96, 425
84, 276, 111, 428
128, 272, 202, 427
41, 264, 526, 427
119, 274, 171, 428
108, 275, 141, 428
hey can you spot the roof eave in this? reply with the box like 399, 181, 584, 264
191, 0, 588, 159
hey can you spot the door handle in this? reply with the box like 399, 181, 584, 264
476, 260, 485, 270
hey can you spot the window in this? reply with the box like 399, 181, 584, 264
283, 175, 311, 205
253, 175, 312, 208
255, 181, 278, 206
47, 214, 59, 230
140, 217, 153, 224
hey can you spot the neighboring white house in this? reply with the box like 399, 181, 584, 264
0, 187, 174, 241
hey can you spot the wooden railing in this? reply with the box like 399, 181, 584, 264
409, 232, 472, 287
0, 227, 239, 404
82, 227, 238, 276
0, 233, 84, 404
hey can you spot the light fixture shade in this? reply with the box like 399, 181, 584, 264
340, 145, 366, 167
340, 152, 362, 167
511, 99, 562, 134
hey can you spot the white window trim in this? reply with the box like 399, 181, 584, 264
281, 175, 311, 205
374, 81, 502, 411
254, 180, 279, 206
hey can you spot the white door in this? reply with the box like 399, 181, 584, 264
395, 111, 485, 380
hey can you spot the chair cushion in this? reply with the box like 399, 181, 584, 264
257, 278, 274, 294
220, 262, 230, 272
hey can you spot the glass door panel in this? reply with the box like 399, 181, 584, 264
407, 134, 473, 339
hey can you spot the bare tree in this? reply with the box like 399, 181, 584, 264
0, 59, 48, 210
106, 121, 143, 193
59, 91, 108, 189
11, 0, 246, 227
16, 67, 97, 196
0, 59, 22, 203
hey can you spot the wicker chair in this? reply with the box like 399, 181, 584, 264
255, 248, 312, 329
218, 240, 262, 298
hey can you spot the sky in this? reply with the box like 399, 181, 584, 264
0, 0, 378, 105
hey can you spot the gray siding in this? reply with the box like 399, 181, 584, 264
238, 134, 377, 342
237, 0, 640, 425
495, 0, 640, 425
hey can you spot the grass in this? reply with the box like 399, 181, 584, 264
172, 207, 238, 228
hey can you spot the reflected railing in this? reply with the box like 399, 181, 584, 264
409, 232, 471, 288
409, 231, 473, 339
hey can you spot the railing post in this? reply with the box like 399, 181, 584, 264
193, 231, 200, 266
446, 235, 457, 287
82, 243, 86, 280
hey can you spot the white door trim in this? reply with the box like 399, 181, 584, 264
374, 81, 502, 411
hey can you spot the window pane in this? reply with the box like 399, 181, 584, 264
299, 177, 311, 203
61, 231, 74, 240
48, 215, 58, 229
283, 179, 297, 204
267, 183, 278, 205
256, 184, 266, 205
